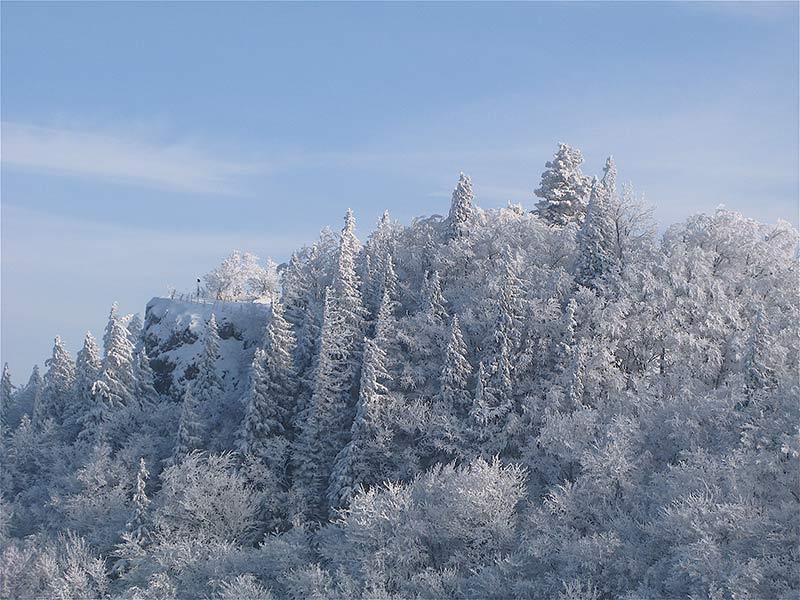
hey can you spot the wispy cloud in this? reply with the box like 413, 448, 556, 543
1, 121, 259, 194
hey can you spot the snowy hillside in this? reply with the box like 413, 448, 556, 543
2, 145, 798, 600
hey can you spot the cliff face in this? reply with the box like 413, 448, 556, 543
143, 297, 270, 401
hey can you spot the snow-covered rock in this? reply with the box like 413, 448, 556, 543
143, 297, 270, 401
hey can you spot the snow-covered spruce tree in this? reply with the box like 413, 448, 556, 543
13, 365, 42, 426
574, 177, 619, 290
127, 457, 150, 544
470, 316, 515, 457
331, 209, 367, 358
534, 143, 591, 226
193, 313, 224, 437
428, 314, 473, 459
92, 308, 136, 412
440, 315, 473, 419
448, 172, 474, 239
496, 248, 527, 355
600, 155, 617, 201
1, 363, 15, 429
102, 302, 119, 352
74, 333, 103, 444
132, 344, 159, 408
422, 270, 448, 327
126, 313, 143, 346
363, 211, 399, 317
291, 286, 361, 519
327, 291, 396, 510
36, 336, 76, 428
240, 297, 297, 476
170, 385, 203, 465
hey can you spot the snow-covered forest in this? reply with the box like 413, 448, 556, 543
1, 144, 798, 600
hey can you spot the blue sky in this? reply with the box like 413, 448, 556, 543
2, 1, 798, 377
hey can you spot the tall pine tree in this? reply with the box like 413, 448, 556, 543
74, 333, 103, 444
327, 290, 396, 510
37, 336, 76, 427
448, 172, 474, 239
240, 297, 297, 476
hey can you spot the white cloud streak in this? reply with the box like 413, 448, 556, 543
1, 121, 258, 194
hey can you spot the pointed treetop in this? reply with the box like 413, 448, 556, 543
423, 270, 448, 326
601, 156, 617, 199
449, 172, 475, 238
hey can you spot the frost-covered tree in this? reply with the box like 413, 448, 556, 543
743, 309, 776, 398
193, 314, 224, 432
205, 250, 278, 302
363, 211, 399, 316
127, 457, 150, 544
74, 333, 103, 444
126, 313, 143, 345
574, 178, 619, 289
319, 458, 526, 597
440, 315, 472, 418
291, 287, 359, 519
471, 321, 514, 457
428, 315, 473, 459
93, 309, 136, 411
13, 365, 42, 425
1, 363, 15, 429
327, 291, 397, 510
535, 143, 591, 226
170, 386, 203, 465
600, 155, 617, 200
132, 345, 159, 408
448, 172, 475, 239
36, 336, 76, 428
240, 297, 297, 476
331, 209, 367, 357
422, 270, 448, 327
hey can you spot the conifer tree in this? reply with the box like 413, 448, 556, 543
558, 299, 579, 371
193, 314, 224, 427
171, 385, 203, 465
126, 313, 143, 346
428, 314, 473, 459
18, 365, 43, 425
422, 270, 448, 327
92, 310, 136, 411
292, 286, 359, 518
240, 297, 297, 474
575, 178, 619, 289
448, 172, 474, 239
102, 302, 119, 352
364, 211, 398, 316
535, 143, 591, 226
327, 292, 395, 510
127, 457, 150, 544
471, 324, 514, 456
1, 363, 15, 429
439, 315, 472, 419
497, 249, 527, 349
37, 336, 76, 427
133, 346, 159, 409
74, 333, 104, 444
601, 155, 617, 201
331, 209, 367, 359
565, 340, 587, 409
